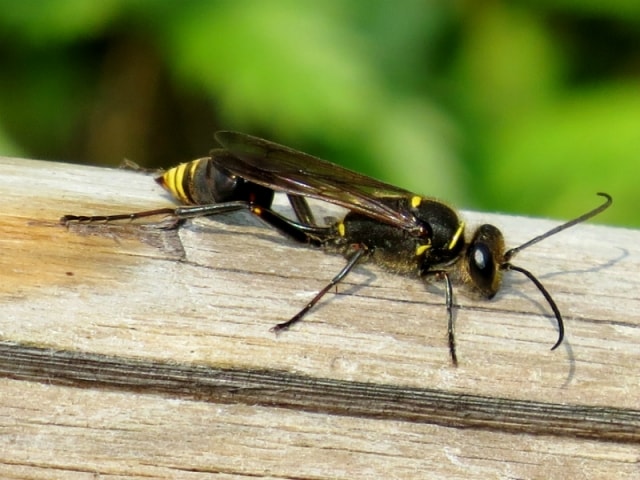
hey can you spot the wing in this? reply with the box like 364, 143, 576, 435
213, 131, 423, 233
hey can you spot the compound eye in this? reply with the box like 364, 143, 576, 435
467, 242, 497, 298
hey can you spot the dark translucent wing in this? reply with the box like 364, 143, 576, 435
214, 131, 421, 232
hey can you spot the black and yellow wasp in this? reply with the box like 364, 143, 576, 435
62, 131, 611, 365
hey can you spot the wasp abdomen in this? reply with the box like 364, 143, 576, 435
157, 151, 274, 207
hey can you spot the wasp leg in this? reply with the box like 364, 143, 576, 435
60, 201, 258, 226
61, 207, 181, 225
441, 272, 457, 366
287, 194, 316, 226
63, 195, 318, 236
271, 245, 369, 334
422, 270, 457, 366
62, 200, 332, 246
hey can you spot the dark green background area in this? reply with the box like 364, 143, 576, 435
0, 1, 637, 227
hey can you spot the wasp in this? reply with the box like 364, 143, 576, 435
62, 131, 612, 365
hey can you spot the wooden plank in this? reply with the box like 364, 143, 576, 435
0, 156, 638, 479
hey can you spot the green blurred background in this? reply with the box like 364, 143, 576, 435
0, 0, 637, 226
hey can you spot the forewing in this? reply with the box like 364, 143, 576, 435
214, 131, 420, 231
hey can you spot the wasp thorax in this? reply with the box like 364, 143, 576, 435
413, 199, 464, 254
465, 224, 505, 298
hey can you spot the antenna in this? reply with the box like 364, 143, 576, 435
500, 193, 612, 350
504, 193, 612, 262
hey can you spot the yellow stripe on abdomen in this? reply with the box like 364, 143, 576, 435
158, 162, 193, 204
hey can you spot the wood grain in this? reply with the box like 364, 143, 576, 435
0, 156, 638, 479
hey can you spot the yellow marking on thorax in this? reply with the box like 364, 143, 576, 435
410, 196, 422, 208
415, 242, 431, 257
448, 222, 465, 250
337, 222, 346, 237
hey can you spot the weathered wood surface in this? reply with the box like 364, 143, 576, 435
0, 156, 638, 479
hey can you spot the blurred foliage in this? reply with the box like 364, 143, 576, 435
0, 0, 637, 226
